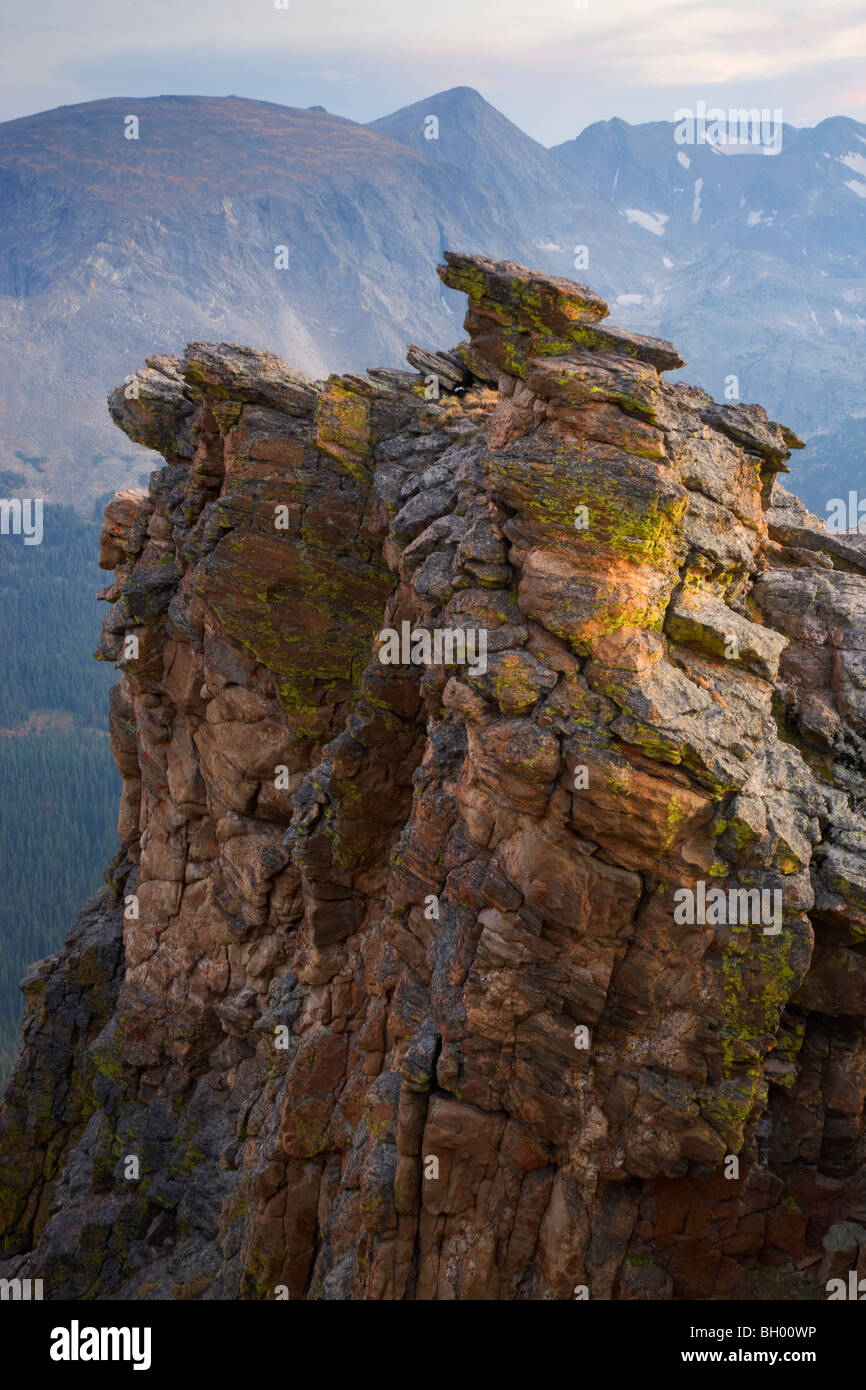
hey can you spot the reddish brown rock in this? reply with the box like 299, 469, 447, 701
2, 252, 866, 1302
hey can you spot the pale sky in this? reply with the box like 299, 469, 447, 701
1, 0, 865, 142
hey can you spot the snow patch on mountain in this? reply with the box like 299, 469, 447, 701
691, 178, 703, 224
841, 151, 866, 177
623, 208, 668, 235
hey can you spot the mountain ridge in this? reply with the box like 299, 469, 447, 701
1, 89, 864, 515
0, 90, 646, 507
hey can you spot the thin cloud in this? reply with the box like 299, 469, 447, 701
1, 0, 865, 136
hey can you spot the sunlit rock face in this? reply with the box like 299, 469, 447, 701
2, 252, 866, 1302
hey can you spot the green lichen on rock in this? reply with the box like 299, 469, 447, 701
487, 441, 687, 569
702, 915, 807, 1146
315, 380, 373, 484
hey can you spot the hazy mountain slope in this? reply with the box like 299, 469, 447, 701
4, 93, 620, 507
0, 95, 528, 505
2, 92, 865, 514
366, 85, 644, 279
552, 116, 866, 510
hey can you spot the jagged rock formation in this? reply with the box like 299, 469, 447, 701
2, 252, 866, 1301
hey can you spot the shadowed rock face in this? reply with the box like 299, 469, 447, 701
2, 252, 866, 1301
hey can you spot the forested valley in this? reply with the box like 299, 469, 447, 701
0, 502, 120, 1082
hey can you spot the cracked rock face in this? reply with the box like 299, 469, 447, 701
2, 251, 866, 1301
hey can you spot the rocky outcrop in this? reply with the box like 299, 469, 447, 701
2, 251, 866, 1301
